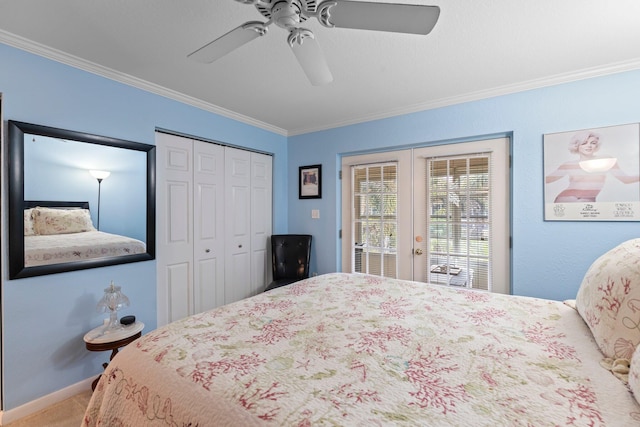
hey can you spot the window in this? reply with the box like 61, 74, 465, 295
426, 155, 491, 290
352, 163, 398, 278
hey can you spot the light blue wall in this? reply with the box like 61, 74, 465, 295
288, 70, 640, 302
0, 43, 288, 409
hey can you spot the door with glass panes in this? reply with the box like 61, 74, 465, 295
341, 138, 510, 294
341, 150, 413, 278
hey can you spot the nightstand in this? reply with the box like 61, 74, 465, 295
84, 321, 144, 390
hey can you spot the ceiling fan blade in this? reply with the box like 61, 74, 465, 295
188, 21, 267, 63
289, 29, 333, 86
317, 1, 440, 35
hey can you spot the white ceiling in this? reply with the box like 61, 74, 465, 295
1, 1, 640, 136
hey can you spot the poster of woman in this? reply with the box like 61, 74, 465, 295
544, 123, 640, 221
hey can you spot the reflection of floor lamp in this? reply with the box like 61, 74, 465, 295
89, 170, 110, 230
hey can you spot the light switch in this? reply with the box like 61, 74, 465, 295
311, 209, 320, 219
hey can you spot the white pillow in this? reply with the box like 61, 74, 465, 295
575, 238, 640, 360
32, 207, 96, 235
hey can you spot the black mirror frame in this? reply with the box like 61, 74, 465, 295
8, 120, 156, 279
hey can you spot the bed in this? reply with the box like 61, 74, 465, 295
83, 239, 640, 426
23, 201, 146, 266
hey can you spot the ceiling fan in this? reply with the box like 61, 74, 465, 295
188, 0, 440, 86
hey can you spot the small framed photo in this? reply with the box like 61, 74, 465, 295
299, 164, 322, 199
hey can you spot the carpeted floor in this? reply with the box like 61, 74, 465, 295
4, 391, 92, 427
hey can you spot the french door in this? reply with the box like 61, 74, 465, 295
341, 150, 413, 278
342, 138, 510, 293
412, 139, 510, 293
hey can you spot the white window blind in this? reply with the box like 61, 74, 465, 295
426, 154, 492, 290
351, 162, 398, 278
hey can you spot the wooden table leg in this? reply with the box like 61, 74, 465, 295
85, 329, 142, 392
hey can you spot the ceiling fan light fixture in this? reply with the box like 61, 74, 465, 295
272, 1, 302, 29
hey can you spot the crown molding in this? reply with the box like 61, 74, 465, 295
3, 29, 640, 138
0, 30, 288, 136
288, 58, 640, 136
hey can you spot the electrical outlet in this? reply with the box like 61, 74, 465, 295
311, 209, 320, 219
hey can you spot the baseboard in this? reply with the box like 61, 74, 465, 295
0, 377, 93, 425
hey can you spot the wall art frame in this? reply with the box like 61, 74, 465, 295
299, 164, 322, 199
543, 123, 640, 221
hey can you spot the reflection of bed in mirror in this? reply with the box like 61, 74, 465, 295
24, 201, 146, 267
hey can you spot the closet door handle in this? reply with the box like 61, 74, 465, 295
238, 244, 243, 248
205, 249, 210, 253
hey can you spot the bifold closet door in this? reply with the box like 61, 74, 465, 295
156, 132, 194, 326
224, 147, 252, 304
249, 152, 273, 295
157, 134, 225, 325
224, 148, 272, 304
193, 141, 225, 314
157, 133, 272, 325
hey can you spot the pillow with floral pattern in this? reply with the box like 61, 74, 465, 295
24, 208, 36, 236
32, 207, 96, 235
575, 238, 640, 360
629, 343, 640, 404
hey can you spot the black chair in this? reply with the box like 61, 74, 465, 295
264, 234, 312, 292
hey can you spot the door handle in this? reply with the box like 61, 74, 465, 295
414, 248, 423, 255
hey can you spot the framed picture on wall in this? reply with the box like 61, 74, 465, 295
299, 164, 322, 199
543, 123, 640, 221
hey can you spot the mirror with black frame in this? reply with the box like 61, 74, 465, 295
8, 121, 156, 279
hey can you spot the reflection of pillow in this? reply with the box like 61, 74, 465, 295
575, 238, 640, 360
629, 344, 640, 404
24, 208, 36, 236
32, 207, 96, 235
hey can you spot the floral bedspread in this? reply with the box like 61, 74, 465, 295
25, 231, 145, 266
83, 273, 640, 426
